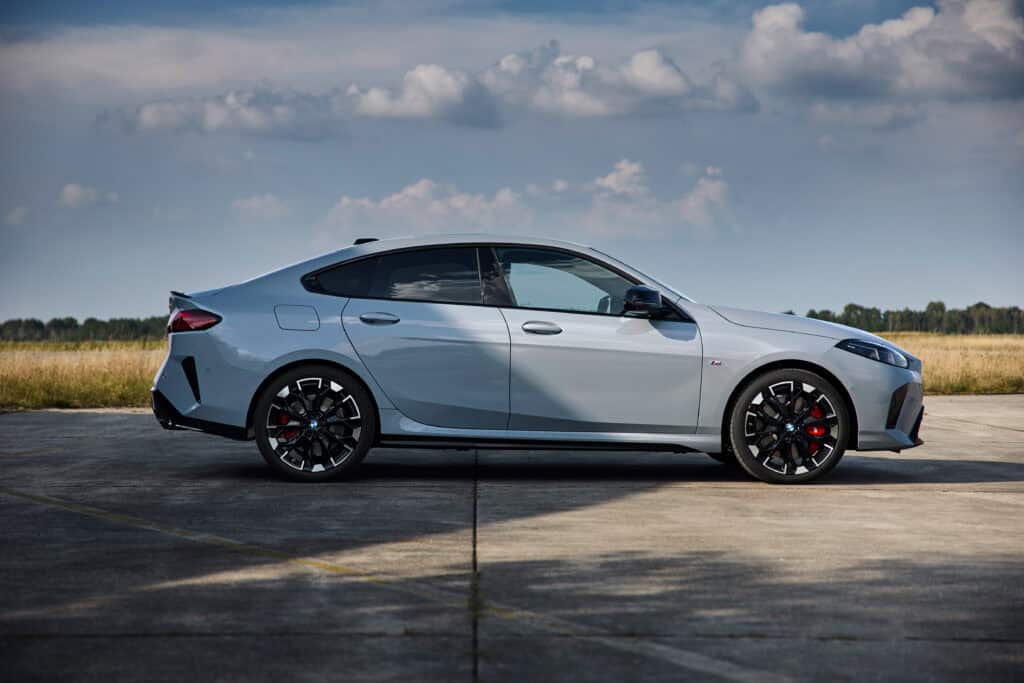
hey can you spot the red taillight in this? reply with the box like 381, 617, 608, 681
169, 309, 222, 333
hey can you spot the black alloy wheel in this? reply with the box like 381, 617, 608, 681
254, 365, 377, 481
729, 368, 849, 484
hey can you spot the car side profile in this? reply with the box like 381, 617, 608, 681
152, 235, 923, 484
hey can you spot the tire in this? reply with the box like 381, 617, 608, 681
254, 364, 378, 482
728, 368, 850, 484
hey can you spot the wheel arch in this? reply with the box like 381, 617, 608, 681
720, 359, 859, 452
244, 358, 381, 441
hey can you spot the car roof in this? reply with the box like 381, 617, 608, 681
297, 233, 595, 273
347, 233, 590, 256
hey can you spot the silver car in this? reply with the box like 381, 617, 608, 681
152, 235, 923, 483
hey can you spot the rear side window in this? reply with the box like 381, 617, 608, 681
310, 247, 483, 304
312, 257, 377, 298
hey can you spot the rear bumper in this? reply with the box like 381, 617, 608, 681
152, 389, 248, 440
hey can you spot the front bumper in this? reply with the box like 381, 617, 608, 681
853, 379, 925, 452
826, 345, 924, 452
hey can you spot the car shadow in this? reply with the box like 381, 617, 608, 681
211, 450, 1024, 486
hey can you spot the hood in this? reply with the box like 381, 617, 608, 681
708, 305, 875, 341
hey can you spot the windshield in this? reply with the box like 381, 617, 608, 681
588, 247, 695, 303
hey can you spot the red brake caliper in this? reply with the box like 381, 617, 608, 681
279, 412, 298, 440
805, 404, 825, 454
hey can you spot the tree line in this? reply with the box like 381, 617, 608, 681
803, 301, 1023, 334
0, 301, 1021, 341
0, 316, 168, 341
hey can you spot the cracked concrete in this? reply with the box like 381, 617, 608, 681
1, 395, 1022, 681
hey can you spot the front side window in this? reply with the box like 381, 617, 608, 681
493, 247, 635, 315
312, 247, 482, 304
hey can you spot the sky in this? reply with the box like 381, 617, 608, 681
0, 0, 1022, 320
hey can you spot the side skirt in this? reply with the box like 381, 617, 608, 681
378, 435, 696, 454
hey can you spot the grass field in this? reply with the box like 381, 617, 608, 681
882, 333, 1024, 395
0, 340, 165, 409
0, 335, 1022, 409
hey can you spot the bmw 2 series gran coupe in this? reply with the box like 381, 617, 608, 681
152, 235, 924, 484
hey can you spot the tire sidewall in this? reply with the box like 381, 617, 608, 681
254, 364, 378, 482
729, 368, 849, 484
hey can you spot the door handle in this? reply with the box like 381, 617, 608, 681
359, 312, 400, 325
522, 321, 562, 335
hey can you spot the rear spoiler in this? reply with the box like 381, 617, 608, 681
168, 291, 192, 313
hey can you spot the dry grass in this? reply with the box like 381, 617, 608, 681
881, 333, 1024, 395
0, 335, 1021, 409
0, 342, 164, 409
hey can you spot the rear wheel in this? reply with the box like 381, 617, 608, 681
254, 365, 377, 482
728, 369, 849, 484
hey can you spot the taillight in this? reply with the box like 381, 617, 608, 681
169, 309, 222, 333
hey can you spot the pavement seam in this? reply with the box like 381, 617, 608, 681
3, 632, 1019, 644
470, 449, 481, 683
1, 485, 791, 683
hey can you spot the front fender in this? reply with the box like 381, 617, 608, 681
692, 322, 848, 436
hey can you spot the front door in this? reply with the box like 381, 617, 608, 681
491, 246, 702, 433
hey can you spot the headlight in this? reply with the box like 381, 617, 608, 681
836, 339, 909, 368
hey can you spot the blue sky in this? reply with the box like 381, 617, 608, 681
1, 0, 1021, 320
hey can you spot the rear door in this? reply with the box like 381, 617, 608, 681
335, 246, 510, 429
488, 246, 702, 434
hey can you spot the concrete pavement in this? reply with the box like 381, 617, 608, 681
1, 396, 1022, 681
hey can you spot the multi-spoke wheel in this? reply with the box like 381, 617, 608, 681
253, 365, 377, 481
728, 369, 849, 484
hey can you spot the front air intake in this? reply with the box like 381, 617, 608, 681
886, 384, 909, 429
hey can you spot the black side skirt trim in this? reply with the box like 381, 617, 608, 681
152, 390, 248, 440
378, 435, 694, 453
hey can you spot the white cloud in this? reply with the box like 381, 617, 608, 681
5, 206, 29, 225
742, 1, 1024, 102
480, 40, 756, 118
0, 9, 738, 98
113, 85, 347, 140
348, 64, 501, 127
677, 172, 729, 227
584, 163, 729, 237
324, 179, 529, 238
232, 194, 289, 221
593, 159, 649, 196
117, 37, 755, 138
58, 184, 99, 208
321, 160, 730, 242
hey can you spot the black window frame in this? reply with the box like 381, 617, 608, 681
301, 242, 692, 322
303, 245, 485, 306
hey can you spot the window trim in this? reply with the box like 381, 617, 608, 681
490, 244, 640, 317
304, 244, 484, 306
301, 242, 693, 322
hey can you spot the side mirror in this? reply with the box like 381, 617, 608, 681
623, 285, 664, 317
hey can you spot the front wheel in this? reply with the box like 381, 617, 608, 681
728, 369, 850, 484
254, 365, 378, 482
